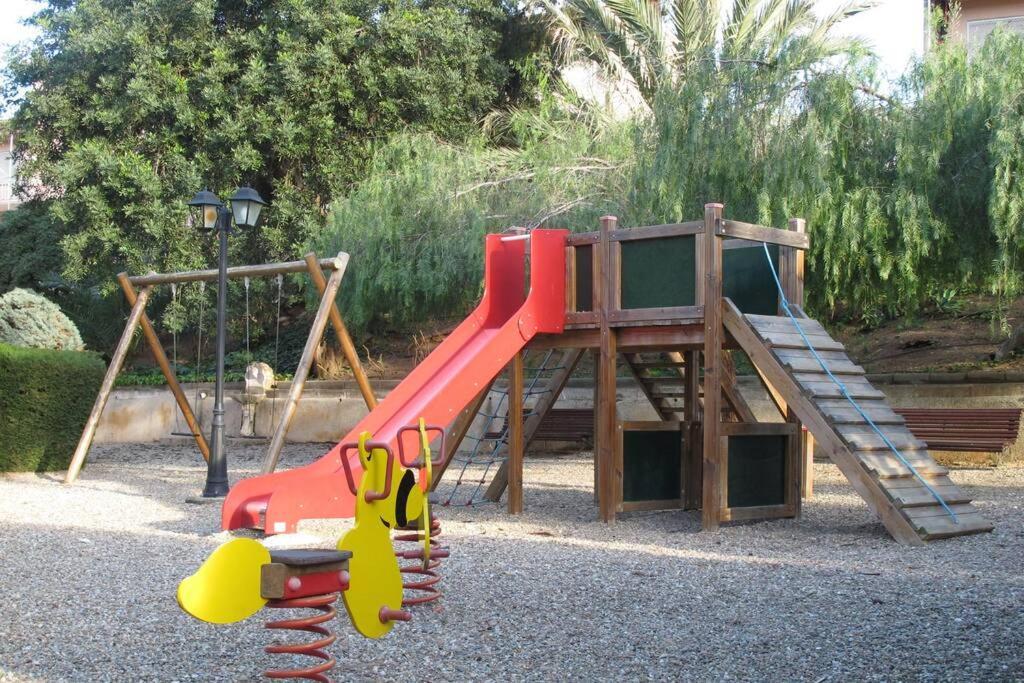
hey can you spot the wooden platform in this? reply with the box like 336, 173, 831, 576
723, 301, 993, 544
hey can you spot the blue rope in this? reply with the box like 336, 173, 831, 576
760, 242, 958, 523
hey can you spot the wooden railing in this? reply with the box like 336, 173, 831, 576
562, 209, 807, 330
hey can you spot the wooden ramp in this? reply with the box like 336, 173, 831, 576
722, 299, 993, 544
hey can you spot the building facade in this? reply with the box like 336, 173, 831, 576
932, 0, 1024, 51
0, 132, 19, 212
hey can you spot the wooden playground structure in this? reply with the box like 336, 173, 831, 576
65, 203, 993, 546
64, 252, 377, 483
470, 204, 992, 544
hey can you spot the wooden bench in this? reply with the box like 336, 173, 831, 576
894, 408, 1023, 453
485, 408, 594, 442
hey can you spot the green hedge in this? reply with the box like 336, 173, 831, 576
0, 343, 105, 472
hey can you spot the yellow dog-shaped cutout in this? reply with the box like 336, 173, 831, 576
337, 432, 422, 638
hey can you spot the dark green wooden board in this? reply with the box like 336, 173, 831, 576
723, 243, 780, 315
622, 429, 682, 502
727, 435, 787, 508
620, 236, 696, 309
575, 244, 593, 312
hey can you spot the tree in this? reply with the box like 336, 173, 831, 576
2, 0, 543, 287
542, 0, 868, 105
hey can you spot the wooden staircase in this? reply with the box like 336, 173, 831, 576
722, 299, 993, 544
622, 351, 755, 422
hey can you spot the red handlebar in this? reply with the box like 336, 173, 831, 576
396, 424, 446, 468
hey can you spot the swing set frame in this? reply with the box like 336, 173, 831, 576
65, 251, 377, 484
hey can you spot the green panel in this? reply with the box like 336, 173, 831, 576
724, 243, 779, 315
575, 244, 593, 312
620, 236, 696, 310
727, 435, 787, 508
622, 429, 682, 502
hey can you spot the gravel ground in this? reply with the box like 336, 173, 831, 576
1, 442, 1022, 682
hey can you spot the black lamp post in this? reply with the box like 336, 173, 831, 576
188, 186, 267, 498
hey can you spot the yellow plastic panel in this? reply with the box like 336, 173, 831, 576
337, 433, 405, 639
177, 538, 270, 624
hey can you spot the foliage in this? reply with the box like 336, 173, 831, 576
542, 0, 867, 105
317, 17, 1024, 335
2, 0, 546, 290
629, 25, 1024, 324
0, 288, 84, 351
315, 98, 633, 334
0, 343, 105, 472
0, 203, 65, 293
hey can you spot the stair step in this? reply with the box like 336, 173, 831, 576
779, 356, 865, 375
748, 316, 828, 336
633, 361, 686, 369
800, 380, 885, 399
642, 377, 686, 386
760, 331, 846, 351
816, 399, 902, 424
840, 425, 928, 451
885, 484, 970, 508
862, 453, 949, 478
916, 513, 994, 540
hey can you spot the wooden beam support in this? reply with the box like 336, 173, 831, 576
119, 274, 210, 463
303, 252, 376, 412
262, 254, 349, 473
781, 217, 807, 513
65, 283, 154, 483
718, 219, 810, 250
802, 432, 815, 499
507, 352, 525, 514
683, 350, 702, 510
127, 257, 344, 286
701, 203, 724, 532
720, 350, 758, 423
596, 215, 619, 522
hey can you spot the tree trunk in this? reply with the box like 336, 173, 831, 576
995, 322, 1024, 361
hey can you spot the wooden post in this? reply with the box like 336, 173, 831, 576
596, 215, 619, 522
802, 431, 815, 499
119, 274, 211, 463
507, 352, 525, 514
303, 252, 376, 411
701, 203, 724, 531
782, 217, 807, 511
65, 283, 154, 483
682, 350, 702, 510
262, 254, 350, 473
592, 348, 600, 504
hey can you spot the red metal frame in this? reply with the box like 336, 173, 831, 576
222, 230, 568, 533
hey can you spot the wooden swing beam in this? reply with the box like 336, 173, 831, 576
65, 251, 376, 484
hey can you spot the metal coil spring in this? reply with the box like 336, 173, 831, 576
263, 593, 339, 682
394, 515, 446, 606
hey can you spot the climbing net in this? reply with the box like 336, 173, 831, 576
437, 349, 569, 506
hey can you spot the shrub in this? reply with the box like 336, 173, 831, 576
0, 343, 105, 472
0, 288, 84, 351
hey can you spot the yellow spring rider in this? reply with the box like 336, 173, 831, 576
176, 419, 446, 679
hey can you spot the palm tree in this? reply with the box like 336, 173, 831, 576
543, 0, 872, 105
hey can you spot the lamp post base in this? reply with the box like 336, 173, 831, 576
185, 494, 226, 505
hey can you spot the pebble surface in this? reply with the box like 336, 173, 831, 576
0, 443, 1021, 682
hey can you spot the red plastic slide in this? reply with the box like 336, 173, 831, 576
222, 229, 568, 533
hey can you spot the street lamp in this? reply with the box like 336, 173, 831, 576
187, 186, 267, 498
